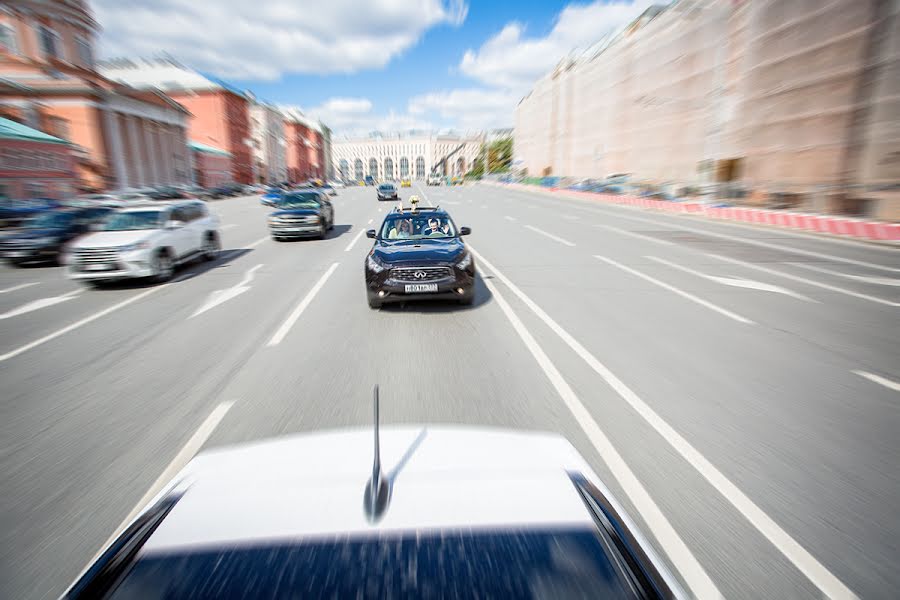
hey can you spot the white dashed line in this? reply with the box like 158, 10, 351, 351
0, 289, 82, 320
267, 262, 339, 346
344, 228, 367, 252
524, 225, 576, 247
594, 223, 674, 246
789, 262, 900, 287
0, 282, 40, 294
504, 216, 516, 222
853, 370, 900, 393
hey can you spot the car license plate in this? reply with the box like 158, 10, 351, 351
84, 263, 112, 271
404, 283, 438, 293
6, 250, 27, 258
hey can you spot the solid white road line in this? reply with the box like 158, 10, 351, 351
563, 214, 578, 220
267, 262, 340, 346
221, 224, 237, 230
190, 264, 263, 318
481, 275, 719, 599
344, 228, 367, 252
0, 285, 165, 363
0, 281, 39, 294
594, 223, 675, 246
596, 255, 754, 324
524, 224, 576, 247
95, 401, 234, 558
471, 247, 859, 599
789, 262, 900, 287
647, 256, 814, 302
367, 218, 374, 225
852, 370, 900, 393
706, 253, 899, 308
504, 215, 517, 221
0, 289, 82, 320
245, 235, 269, 249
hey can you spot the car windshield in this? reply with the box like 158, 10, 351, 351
103, 211, 164, 231
25, 212, 75, 229
380, 214, 456, 239
378, 185, 395, 192
277, 193, 321, 209
108, 527, 635, 599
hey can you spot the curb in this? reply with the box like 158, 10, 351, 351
489, 182, 900, 245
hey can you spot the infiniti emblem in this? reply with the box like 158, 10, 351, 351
414, 271, 427, 279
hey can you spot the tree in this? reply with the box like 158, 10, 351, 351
487, 138, 512, 173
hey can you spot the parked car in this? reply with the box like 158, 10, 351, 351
376, 183, 399, 201
364, 175, 376, 186
268, 190, 334, 241
207, 184, 240, 199
66, 201, 220, 286
321, 184, 337, 196
1, 206, 114, 266
364, 205, 474, 308
426, 174, 442, 186
400, 178, 412, 187
146, 185, 187, 200
74, 193, 123, 208
0, 198, 61, 228
327, 180, 345, 189
180, 185, 212, 201
116, 191, 153, 205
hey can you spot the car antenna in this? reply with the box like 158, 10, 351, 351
364, 384, 390, 522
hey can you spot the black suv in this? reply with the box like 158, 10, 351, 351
268, 190, 335, 240
364, 206, 474, 308
1, 206, 113, 266
376, 183, 399, 201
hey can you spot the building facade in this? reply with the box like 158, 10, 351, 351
282, 108, 324, 183
101, 58, 253, 185
0, 116, 76, 199
249, 100, 287, 184
0, 0, 191, 192
189, 141, 232, 188
332, 132, 482, 182
514, 0, 900, 220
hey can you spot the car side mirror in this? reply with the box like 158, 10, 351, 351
165, 219, 184, 230
366, 229, 377, 239
459, 226, 471, 236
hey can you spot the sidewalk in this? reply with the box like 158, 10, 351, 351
489, 182, 900, 244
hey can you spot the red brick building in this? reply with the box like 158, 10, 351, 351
282, 108, 324, 183
0, 117, 76, 199
189, 141, 232, 188
101, 59, 253, 184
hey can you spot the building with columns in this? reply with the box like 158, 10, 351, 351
100, 58, 253, 185
249, 98, 287, 184
331, 132, 482, 182
0, 0, 191, 192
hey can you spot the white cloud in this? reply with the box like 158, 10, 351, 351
459, 0, 659, 91
93, 0, 468, 81
305, 97, 433, 137
408, 88, 519, 130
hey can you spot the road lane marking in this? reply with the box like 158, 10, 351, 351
562, 214, 578, 220
367, 218, 374, 224
245, 235, 269, 249
190, 264, 263, 318
504, 215, 516, 221
596, 255, 754, 324
524, 224, 576, 247
0, 289, 82, 320
0, 285, 165, 363
0, 281, 39, 294
482, 274, 719, 599
853, 370, 900, 393
647, 256, 814, 302
344, 228, 367, 252
788, 262, 900, 287
221, 224, 237, 230
92, 401, 234, 561
267, 262, 339, 346
471, 247, 859, 599
594, 223, 675, 246
705, 253, 899, 308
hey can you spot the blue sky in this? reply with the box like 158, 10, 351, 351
94, 1, 659, 135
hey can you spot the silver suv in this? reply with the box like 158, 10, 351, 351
67, 201, 220, 286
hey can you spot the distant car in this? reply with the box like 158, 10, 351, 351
364, 205, 474, 308
0, 198, 61, 228
116, 191, 153, 205
180, 185, 212, 201
261, 187, 282, 206
207, 184, 236, 199
327, 180, 345, 189
376, 183, 399, 202
75, 193, 123, 208
147, 186, 187, 200
364, 175, 376, 186
321, 184, 337, 196
426, 175, 442, 186
1, 206, 113, 266
400, 178, 411, 187
268, 190, 334, 241
66, 201, 220, 286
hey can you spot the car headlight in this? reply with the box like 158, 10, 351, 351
118, 241, 150, 252
366, 254, 386, 273
455, 252, 472, 270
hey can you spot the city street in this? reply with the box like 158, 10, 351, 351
1, 185, 898, 599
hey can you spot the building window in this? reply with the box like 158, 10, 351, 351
75, 36, 92, 68
384, 157, 393, 179
400, 157, 409, 178
0, 23, 18, 54
353, 159, 363, 180
416, 156, 425, 179
39, 25, 61, 59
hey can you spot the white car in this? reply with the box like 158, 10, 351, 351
327, 180, 345, 189
426, 175, 442, 186
66, 201, 220, 286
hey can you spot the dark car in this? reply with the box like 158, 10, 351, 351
147, 186, 186, 200
376, 183, 399, 202
364, 207, 474, 308
0, 198, 61, 228
1, 206, 113, 266
364, 175, 376, 186
268, 190, 334, 240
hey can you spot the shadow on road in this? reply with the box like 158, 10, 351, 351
378, 274, 492, 314
93, 248, 254, 289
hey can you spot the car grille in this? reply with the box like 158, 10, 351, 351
390, 266, 453, 282
273, 215, 318, 224
74, 247, 118, 266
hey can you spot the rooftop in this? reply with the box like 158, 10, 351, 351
0, 117, 69, 145
188, 141, 232, 157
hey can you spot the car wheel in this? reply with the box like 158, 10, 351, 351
328, 216, 335, 231
153, 250, 174, 283
318, 222, 327, 239
202, 232, 220, 261
272, 235, 282, 242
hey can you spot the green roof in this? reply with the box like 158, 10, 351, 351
188, 141, 232, 157
0, 117, 69, 145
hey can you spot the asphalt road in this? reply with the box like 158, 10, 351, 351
1, 184, 898, 599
